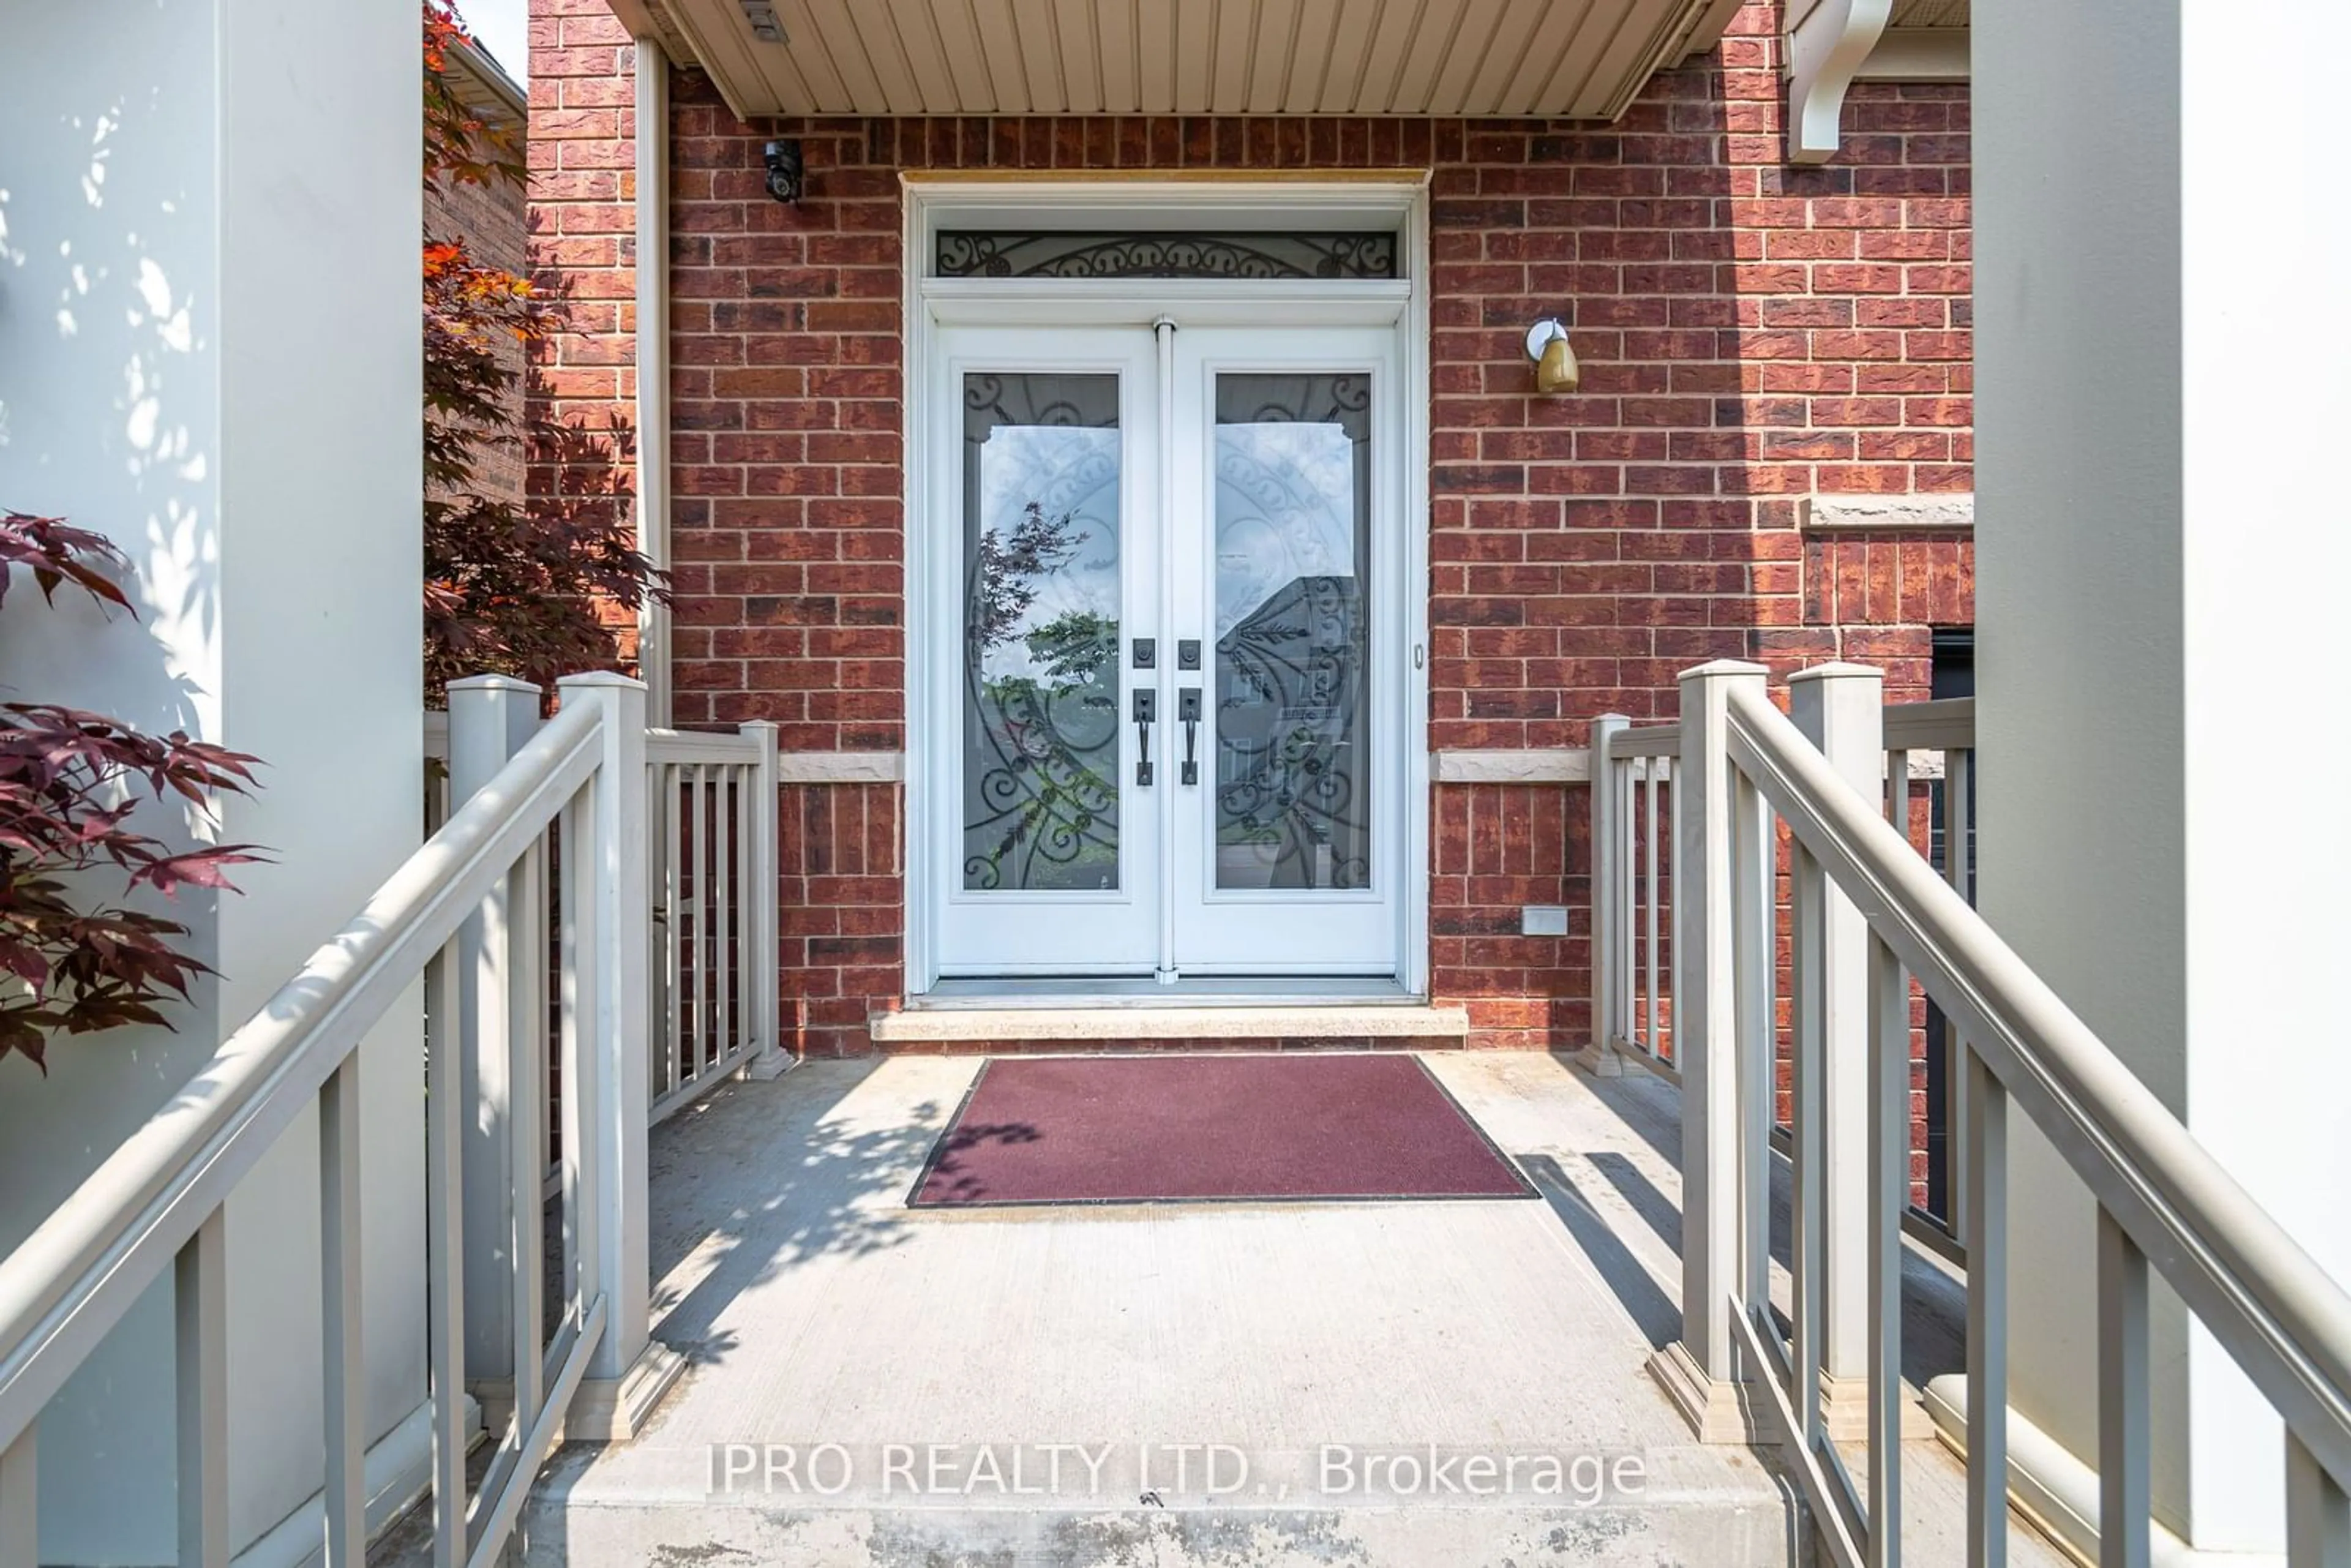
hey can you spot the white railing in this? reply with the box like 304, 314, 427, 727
432, 680, 782, 1422
1591, 690, 1979, 1256
1588, 716, 1680, 1076
1657, 659, 2351, 1567
0, 672, 654, 1568
1882, 695, 1974, 1255
429, 690, 784, 1128
646, 724, 782, 1123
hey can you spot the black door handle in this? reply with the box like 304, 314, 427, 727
1178, 688, 1201, 784
1133, 688, 1157, 786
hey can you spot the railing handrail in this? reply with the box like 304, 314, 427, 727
646, 725, 766, 766
1721, 679, 2351, 1486
1881, 693, 1974, 752
0, 697, 606, 1449
1606, 723, 1681, 761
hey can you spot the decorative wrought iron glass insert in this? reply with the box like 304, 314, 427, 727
962, 372, 1125, 893
1213, 372, 1373, 892
935, 231, 1398, 282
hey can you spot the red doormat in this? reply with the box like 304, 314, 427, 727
908, 1054, 1535, 1207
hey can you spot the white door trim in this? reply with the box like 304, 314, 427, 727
902, 174, 1433, 1000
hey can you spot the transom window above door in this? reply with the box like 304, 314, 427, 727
934, 230, 1400, 281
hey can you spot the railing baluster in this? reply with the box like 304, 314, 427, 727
0, 1422, 35, 1568
510, 836, 548, 1436
319, 1056, 364, 1567
2287, 1430, 2350, 1567
1616, 748, 1637, 1056
1944, 746, 1974, 1244
661, 759, 681, 1098
1965, 1045, 2008, 1567
746, 721, 783, 1071
1790, 839, 1828, 1446
1732, 769, 1774, 1321
736, 760, 754, 1057
641, 760, 662, 1098
691, 762, 711, 1081
2098, 1207, 2151, 1568
560, 786, 593, 1315
718, 765, 737, 1065
1660, 757, 1677, 1062
176, 1207, 229, 1568
1867, 932, 1907, 1568
1644, 756, 1662, 1057
1588, 716, 1625, 1067
424, 945, 466, 1568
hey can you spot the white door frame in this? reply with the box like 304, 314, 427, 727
901, 173, 1433, 998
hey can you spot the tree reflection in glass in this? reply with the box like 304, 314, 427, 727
962, 374, 1123, 891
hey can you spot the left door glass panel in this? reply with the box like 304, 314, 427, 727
962, 373, 1123, 891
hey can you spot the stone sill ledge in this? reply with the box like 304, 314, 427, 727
1798, 493, 1974, 533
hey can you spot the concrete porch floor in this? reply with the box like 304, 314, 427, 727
501, 1052, 2064, 1566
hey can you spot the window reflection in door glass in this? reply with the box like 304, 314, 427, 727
1212, 373, 1371, 891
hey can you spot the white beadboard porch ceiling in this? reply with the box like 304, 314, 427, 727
618, 0, 1748, 123
1889, 0, 1967, 24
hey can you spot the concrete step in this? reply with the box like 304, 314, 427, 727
867, 1002, 1473, 1050
519, 1446, 1798, 1567
508, 1056, 1801, 1566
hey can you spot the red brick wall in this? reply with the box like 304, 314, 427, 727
526, 0, 639, 557
429, 122, 532, 508
528, 0, 1973, 1056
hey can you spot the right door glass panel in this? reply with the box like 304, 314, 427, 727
1211, 373, 1372, 891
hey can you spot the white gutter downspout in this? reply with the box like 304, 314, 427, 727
633, 37, 673, 725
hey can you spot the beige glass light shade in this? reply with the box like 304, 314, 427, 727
1535, 337, 1581, 394
1524, 318, 1581, 394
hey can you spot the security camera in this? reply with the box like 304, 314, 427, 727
762, 140, 803, 204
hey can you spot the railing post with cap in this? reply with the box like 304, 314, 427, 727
557, 674, 653, 1386
446, 674, 542, 1390
1583, 714, 1630, 1076
1649, 659, 1769, 1441
741, 720, 790, 1080
1789, 661, 1883, 1436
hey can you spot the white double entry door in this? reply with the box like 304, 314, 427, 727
932, 318, 1408, 980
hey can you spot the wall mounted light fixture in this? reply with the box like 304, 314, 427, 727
1525, 318, 1581, 394
763, 140, 804, 204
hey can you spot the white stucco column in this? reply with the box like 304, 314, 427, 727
1974, 0, 2351, 1551
0, 2, 421, 1559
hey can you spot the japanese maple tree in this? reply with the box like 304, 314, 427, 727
423, 1, 665, 698
0, 512, 264, 1070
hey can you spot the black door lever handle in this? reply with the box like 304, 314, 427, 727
1178, 688, 1201, 785
1133, 688, 1157, 786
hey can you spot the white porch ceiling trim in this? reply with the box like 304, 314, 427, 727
629, 0, 1744, 122
1852, 26, 1969, 82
